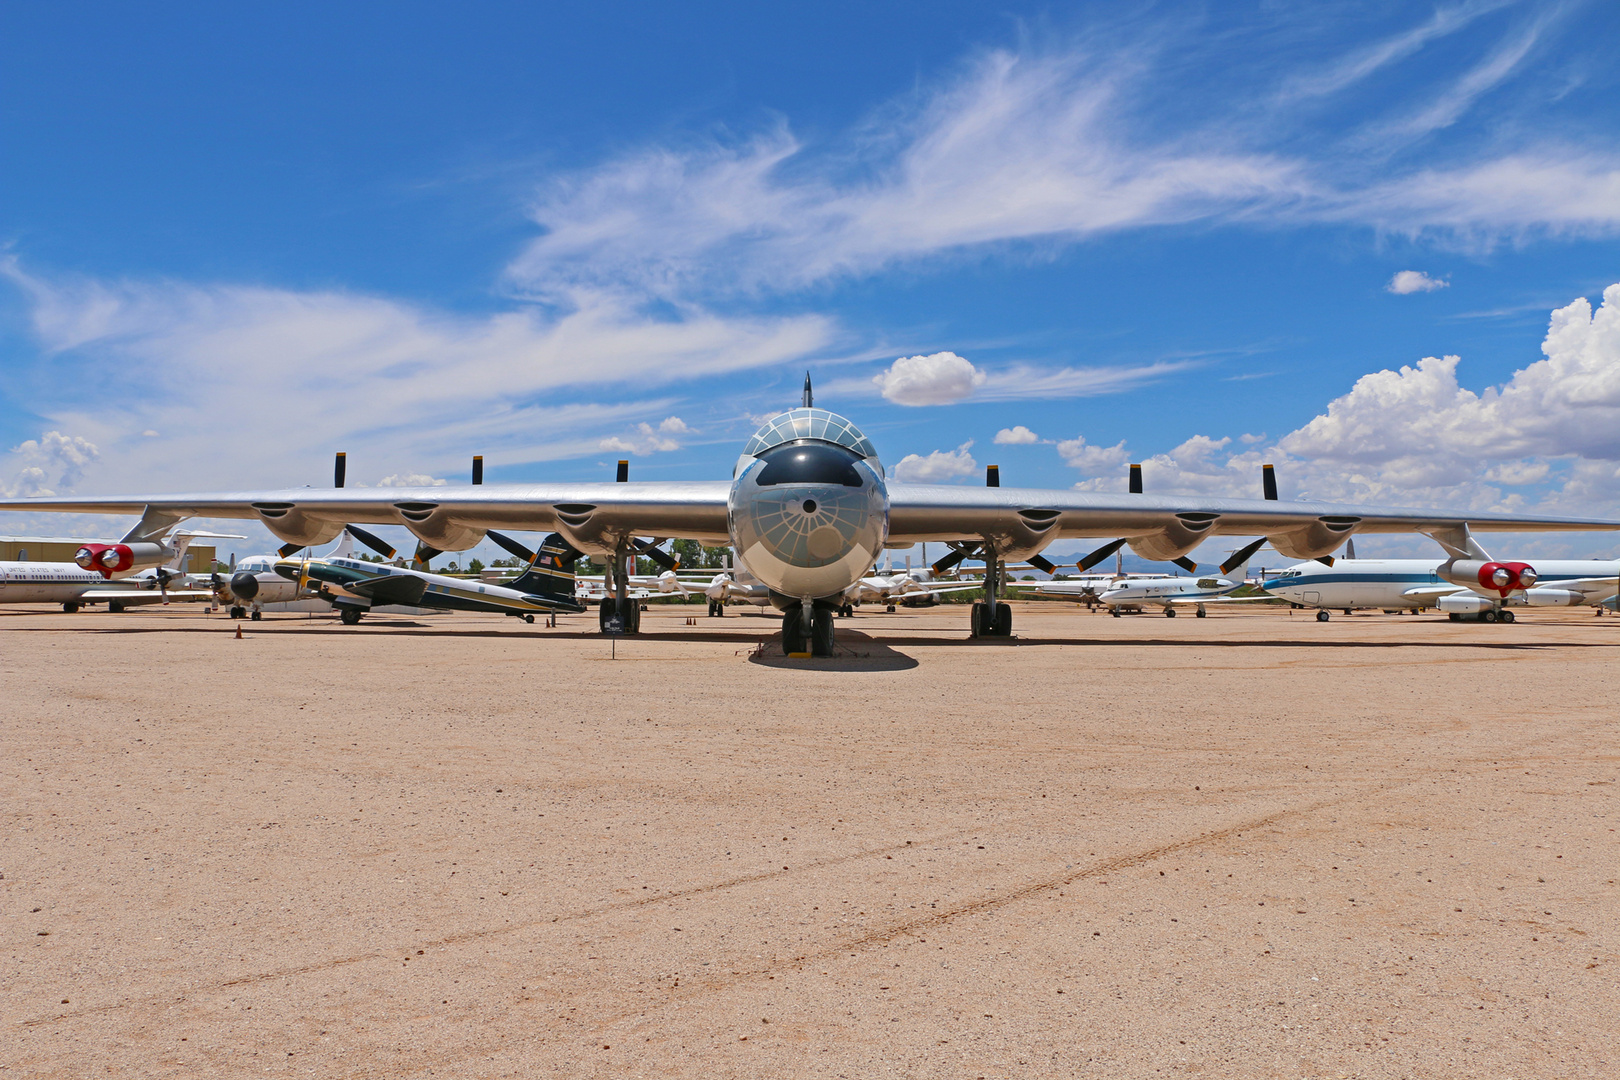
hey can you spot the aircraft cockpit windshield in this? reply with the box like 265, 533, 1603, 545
742, 409, 881, 468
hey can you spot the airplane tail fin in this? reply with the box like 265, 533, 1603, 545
328, 529, 357, 559
507, 533, 587, 612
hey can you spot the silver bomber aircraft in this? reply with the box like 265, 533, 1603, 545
1, 377, 1615, 656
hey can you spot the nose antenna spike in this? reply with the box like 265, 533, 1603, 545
803, 372, 813, 408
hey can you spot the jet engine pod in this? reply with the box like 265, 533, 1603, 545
251, 503, 345, 549
74, 541, 168, 578
1127, 513, 1218, 562
391, 502, 486, 553
1523, 588, 1582, 607
1437, 592, 1491, 614
1268, 516, 1361, 560
1449, 560, 1536, 596
230, 571, 260, 602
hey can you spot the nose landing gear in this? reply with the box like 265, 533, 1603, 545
781, 602, 836, 657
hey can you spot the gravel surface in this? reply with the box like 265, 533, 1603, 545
4, 603, 1618, 1078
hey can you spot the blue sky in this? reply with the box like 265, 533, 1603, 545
3, 1, 1619, 561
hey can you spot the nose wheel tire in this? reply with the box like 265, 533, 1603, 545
1111, 608, 1121, 618
250, 610, 262, 621
1195, 607, 1206, 618
812, 606, 836, 657
1316, 609, 1331, 622
782, 609, 808, 655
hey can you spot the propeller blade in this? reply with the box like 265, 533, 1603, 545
486, 530, 537, 564
1172, 556, 1198, 573
615, 460, 629, 483
1128, 463, 1143, 495
1261, 463, 1278, 501
634, 538, 679, 572
278, 542, 304, 558
345, 525, 397, 560
1027, 553, 1056, 574
931, 544, 976, 575
471, 455, 484, 485
1315, 555, 1335, 567
1219, 538, 1267, 577
334, 452, 347, 488
1076, 538, 1127, 572
412, 542, 443, 568
985, 464, 1000, 488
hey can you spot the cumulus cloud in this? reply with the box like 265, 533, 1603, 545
873, 352, 986, 406
3, 430, 99, 497
656, 416, 691, 434
891, 441, 978, 483
1387, 270, 1449, 294
1055, 434, 1129, 477
994, 425, 1041, 444
1056, 284, 1620, 520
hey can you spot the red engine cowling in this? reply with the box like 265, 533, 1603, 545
75, 543, 134, 578
1472, 561, 1538, 597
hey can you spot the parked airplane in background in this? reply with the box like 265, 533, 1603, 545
840, 555, 980, 614
1092, 546, 1259, 617
0, 532, 231, 612
276, 531, 584, 625
5, 376, 1616, 656
211, 529, 360, 618
1261, 548, 1620, 621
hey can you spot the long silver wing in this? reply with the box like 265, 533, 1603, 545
0, 480, 1613, 556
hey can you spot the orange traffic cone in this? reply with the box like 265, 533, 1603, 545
234, 625, 243, 640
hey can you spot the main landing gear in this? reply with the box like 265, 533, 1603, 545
599, 596, 640, 634
339, 606, 364, 626
707, 600, 725, 617
969, 549, 1014, 637
1317, 610, 1331, 622
781, 602, 836, 657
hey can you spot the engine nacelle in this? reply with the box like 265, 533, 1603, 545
1267, 516, 1361, 560
252, 503, 345, 548
1437, 593, 1491, 614
1523, 588, 1582, 607
74, 542, 168, 579
1127, 513, 1218, 562
393, 502, 487, 552
1447, 560, 1537, 597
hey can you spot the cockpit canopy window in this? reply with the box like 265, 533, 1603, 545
754, 441, 865, 487
743, 408, 879, 462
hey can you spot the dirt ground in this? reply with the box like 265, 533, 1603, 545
3, 601, 1617, 1078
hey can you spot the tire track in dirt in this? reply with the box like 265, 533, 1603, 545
13, 832, 954, 1029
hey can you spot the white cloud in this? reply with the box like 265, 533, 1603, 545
1055, 434, 1129, 478
599, 422, 684, 455
377, 473, 448, 488
891, 441, 977, 483
1387, 270, 1449, 294
873, 352, 987, 406
0, 259, 830, 492
1055, 284, 1620, 523
503, 24, 1620, 303
994, 425, 1041, 444
657, 416, 691, 434
3, 431, 99, 497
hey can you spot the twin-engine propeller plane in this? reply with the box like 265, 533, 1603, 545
273, 527, 585, 625
2, 376, 1615, 656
